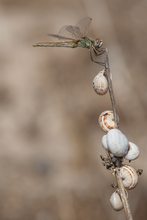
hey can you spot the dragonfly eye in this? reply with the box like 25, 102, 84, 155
95, 39, 103, 48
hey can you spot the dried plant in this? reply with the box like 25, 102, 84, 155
93, 47, 142, 220
34, 17, 143, 220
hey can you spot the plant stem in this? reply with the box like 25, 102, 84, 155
115, 168, 133, 220
104, 49, 133, 220
104, 50, 119, 126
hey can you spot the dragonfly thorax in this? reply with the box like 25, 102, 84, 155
78, 37, 93, 49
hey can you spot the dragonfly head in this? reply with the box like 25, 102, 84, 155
94, 39, 103, 49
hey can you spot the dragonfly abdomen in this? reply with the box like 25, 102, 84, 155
33, 41, 78, 48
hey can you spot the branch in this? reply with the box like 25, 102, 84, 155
104, 49, 133, 220
104, 51, 119, 126
115, 168, 133, 220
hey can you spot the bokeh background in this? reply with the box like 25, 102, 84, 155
0, 0, 147, 219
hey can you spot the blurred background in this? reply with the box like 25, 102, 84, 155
0, 0, 147, 219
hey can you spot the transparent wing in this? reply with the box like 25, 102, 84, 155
55, 17, 92, 40
76, 17, 92, 37
58, 25, 81, 40
48, 33, 75, 40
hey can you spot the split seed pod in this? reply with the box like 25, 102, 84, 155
98, 110, 118, 132
93, 69, 108, 95
106, 128, 129, 157
125, 142, 140, 161
119, 165, 138, 190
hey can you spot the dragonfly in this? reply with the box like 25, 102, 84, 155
33, 17, 106, 67
33, 17, 118, 124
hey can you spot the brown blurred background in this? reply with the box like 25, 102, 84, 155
0, 0, 147, 219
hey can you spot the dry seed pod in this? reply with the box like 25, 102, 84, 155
125, 142, 140, 161
98, 110, 118, 132
119, 165, 138, 189
93, 69, 108, 95
110, 191, 123, 211
106, 128, 129, 157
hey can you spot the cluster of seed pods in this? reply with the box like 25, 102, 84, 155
93, 69, 140, 211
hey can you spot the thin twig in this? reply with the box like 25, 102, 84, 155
115, 168, 133, 220
104, 49, 133, 220
104, 49, 119, 126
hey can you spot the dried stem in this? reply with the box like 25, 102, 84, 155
115, 168, 133, 220
104, 49, 133, 220
104, 50, 119, 126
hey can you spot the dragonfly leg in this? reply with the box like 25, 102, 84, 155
93, 46, 106, 56
90, 47, 106, 67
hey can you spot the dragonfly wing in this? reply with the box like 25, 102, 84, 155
65, 25, 81, 39
57, 17, 92, 39
76, 17, 92, 37
48, 34, 75, 40
58, 25, 81, 40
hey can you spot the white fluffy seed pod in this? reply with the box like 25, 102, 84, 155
106, 129, 129, 157
101, 135, 108, 150
110, 191, 123, 211
119, 165, 138, 190
93, 69, 108, 95
125, 142, 140, 161
98, 110, 118, 132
